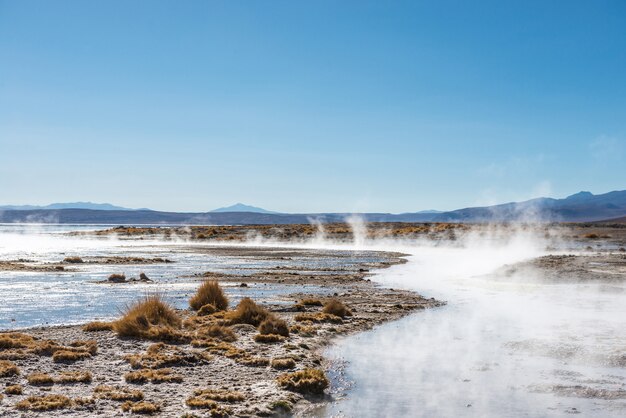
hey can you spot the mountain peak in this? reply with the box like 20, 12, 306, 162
565, 191, 594, 201
210, 203, 277, 214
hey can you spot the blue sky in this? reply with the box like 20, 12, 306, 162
1, 0, 625, 213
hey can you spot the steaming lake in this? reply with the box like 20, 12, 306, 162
325, 240, 626, 417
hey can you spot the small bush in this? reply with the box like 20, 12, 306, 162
225, 298, 270, 326
52, 349, 91, 363
94, 385, 144, 401
235, 356, 270, 367
197, 304, 216, 316
290, 324, 317, 337
5, 384, 23, 395
258, 316, 289, 337
277, 368, 329, 395
254, 334, 284, 343
0, 360, 20, 377
82, 321, 114, 332
125, 342, 211, 369
121, 400, 160, 414
124, 368, 183, 384
584, 233, 599, 239
271, 357, 296, 370
189, 280, 229, 311
188, 388, 244, 403
27, 373, 54, 386
197, 325, 237, 342
322, 299, 351, 318
56, 371, 92, 384
300, 299, 323, 306
63, 256, 84, 263
15, 394, 72, 411
108, 273, 127, 283
114, 295, 182, 340
294, 313, 343, 324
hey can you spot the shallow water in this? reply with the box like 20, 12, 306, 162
0, 224, 385, 329
325, 238, 626, 417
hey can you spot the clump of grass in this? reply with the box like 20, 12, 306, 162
0, 332, 37, 350
190, 340, 245, 359
187, 388, 245, 403
271, 357, 296, 370
277, 368, 329, 395
225, 297, 270, 326
125, 343, 212, 369
52, 349, 92, 363
82, 321, 114, 332
94, 385, 144, 401
322, 299, 352, 318
270, 399, 293, 413
120, 400, 160, 414
15, 394, 72, 411
56, 371, 92, 384
0, 360, 20, 377
197, 304, 216, 316
189, 280, 229, 311
294, 312, 343, 324
584, 233, 599, 239
114, 295, 182, 341
0, 349, 31, 360
258, 316, 289, 337
196, 325, 237, 342
63, 256, 84, 263
124, 368, 183, 384
5, 384, 23, 395
27, 372, 54, 386
108, 273, 127, 283
254, 334, 285, 344
300, 299, 323, 306
290, 324, 317, 337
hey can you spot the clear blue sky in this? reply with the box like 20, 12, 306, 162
1, 0, 625, 213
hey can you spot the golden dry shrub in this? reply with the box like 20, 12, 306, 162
82, 321, 114, 332
5, 384, 23, 395
196, 325, 237, 342
94, 385, 144, 402
63, 256, 84, 263
271, 357, 296, 370
189, 280, 229, 311
120, 400, 160, 414
197, 303, 216, 316
124, 368, 183, 384
56, 371, 92, 384
235, 356, 270, 367
322, 299, 352, 318
52, 349, 91, 363
27, 373, 54, 386
188, 388, 244, 403
277, 368, 329, 395
114, 295, 182, 340
0, 360, 20, 377
253, 334, 284, 344
125, 342, 211, 369
294, 312, 343, 324
225, 298, 270, 326
258, 315, 289, 337
0, 332, 37, 350
15, 394, 72, 411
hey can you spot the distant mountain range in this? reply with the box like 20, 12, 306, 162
0, 190, 624, 224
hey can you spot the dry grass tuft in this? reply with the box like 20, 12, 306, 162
294, 312, 343, 324
121, 400, 160, 414
114, 295, 182, 341
125, 343, 212, 369
82, 321, 114, 332
124, 368, 183, 384
0, 360, 19, 377
27, 372, 54, 386
197, 304, 216, 316
258, 316, 289, 337
188, 388, 245, 403
52, 349, 91, 363
196, 325, 237, 342
63, 256, 84, 263
225, 297, 270, 326
235, 356, 270, 367
189, 280, 229, 311
290, 324, 317, 337
254, 333, 285, 343
322, 299, 352, 318
0, 332, 37, 350
190, 340, 245, 359
94, 385, 144, 401
277, 368, 329, 395
56, 371, 92, 384
271, 357, 296, 370
5, 384, 23, 395
15, 394, 73, 411
108, 273, 127, 282
0, 349, 31, 360
300, 299, 323, 306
